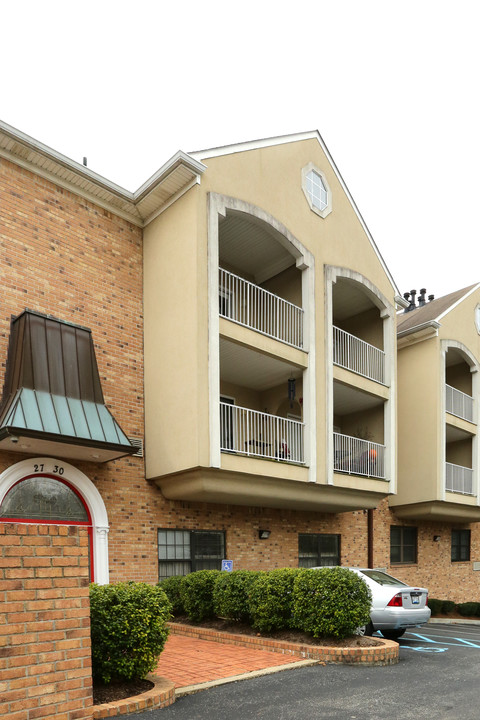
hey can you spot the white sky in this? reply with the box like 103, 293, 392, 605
1, 0, 479, 299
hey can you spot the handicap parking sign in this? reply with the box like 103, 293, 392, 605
221, 560, 233, 572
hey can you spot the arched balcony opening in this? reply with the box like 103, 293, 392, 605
218, 210, 304, 349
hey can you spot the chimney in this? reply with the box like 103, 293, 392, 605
418, 288, 427, 307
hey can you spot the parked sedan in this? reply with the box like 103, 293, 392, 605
350, 568, 430, 639
312, 567, 431, 639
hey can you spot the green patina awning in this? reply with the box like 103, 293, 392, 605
0, 310, 136, 462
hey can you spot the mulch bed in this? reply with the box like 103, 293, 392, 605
93, 678, 154, 705
171, 615, 380, 647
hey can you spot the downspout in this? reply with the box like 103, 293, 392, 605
367, 509, 374, 568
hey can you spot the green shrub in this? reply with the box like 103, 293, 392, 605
213, 570, 261, 623
180, 570, 220, 623
457, 602, 480, 617
442, 600, 456, 614
90, 582, 171, 684
248, 568, 301, 632
427, 598, 443, 616
292, 568, 371, 639
159, 575, 185, 615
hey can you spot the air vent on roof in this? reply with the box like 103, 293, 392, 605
128, 437, 144, 457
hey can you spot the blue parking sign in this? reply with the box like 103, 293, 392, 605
221, 560, 233, 572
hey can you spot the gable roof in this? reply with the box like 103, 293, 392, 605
1, 120, 401, 299
397, 284, 480, 337
191, 131, 400, 298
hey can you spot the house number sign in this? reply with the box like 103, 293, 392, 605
32, 461, 65, 476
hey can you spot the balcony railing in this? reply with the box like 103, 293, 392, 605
220, 402, 304, 464
334, 432, 386, 479
333, 326, 385, 384
219, 268, 304, 349
445, 384, 474, 423
445, 462, 474, 495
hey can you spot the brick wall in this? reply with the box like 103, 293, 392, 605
0, 522, 92, 720
0, 156, 150, 583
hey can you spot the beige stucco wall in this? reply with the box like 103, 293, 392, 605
144, 137, 397, 488
391, 337, 442, 505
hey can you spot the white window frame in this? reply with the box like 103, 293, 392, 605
302, 163, 332, 218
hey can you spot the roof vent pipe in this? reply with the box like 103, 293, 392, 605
403, 292, 411, 313
409, 289, 417, 312
428, 294, 435, 302
418, 288, 427, 307
83, 157, 87, 167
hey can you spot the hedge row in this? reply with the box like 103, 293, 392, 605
160, 567, 372, 639
428, 598, 480, 617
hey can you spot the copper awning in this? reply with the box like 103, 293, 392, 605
0, 310, 136, 462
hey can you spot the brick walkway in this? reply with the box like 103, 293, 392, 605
155, 634, 308, 689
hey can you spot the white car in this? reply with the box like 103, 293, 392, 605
312, 567, 431, 640
350, 568, 430, 639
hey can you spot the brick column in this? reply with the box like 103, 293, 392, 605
0, 523, 93, 720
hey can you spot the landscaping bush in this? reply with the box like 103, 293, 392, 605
180, 569, 220, 623
457, 601, 480, 617
292, 567, 371, 639
213, 570, 261, 623
427, 598, 443, 616
442, 600, 456, 614
159, 575, 185, 615
248, 568, 301, 633
90, 582, 171, 684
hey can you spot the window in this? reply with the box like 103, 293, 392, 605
390, 526, 417, 564
158, 529, 225, 580
298, 533, 340, 568
452, 529, 470, 562
306, 170, 328, 211
301, 163, 332, 218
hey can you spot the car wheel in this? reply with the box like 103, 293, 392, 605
356, 621, 374, 636
381, 629, 405, 640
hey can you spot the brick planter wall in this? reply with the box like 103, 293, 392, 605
0, 522, 93, 720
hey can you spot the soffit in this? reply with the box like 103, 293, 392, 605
333, 382, 384, 416
220, 338, 302, 392
0, 120, 206, 227
332, 278, 376, 321
219, 212, 295, 284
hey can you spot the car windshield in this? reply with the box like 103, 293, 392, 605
360, 570, 408, 587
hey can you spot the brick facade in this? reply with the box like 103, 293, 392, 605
1, 148, 479, 612
0, 523, 92, 720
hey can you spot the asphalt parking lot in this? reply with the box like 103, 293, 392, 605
130, 623, 480, 720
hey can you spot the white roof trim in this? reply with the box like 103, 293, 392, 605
190, 130, 400, 298
0, 119, 206, 227
435, 283, 480, 323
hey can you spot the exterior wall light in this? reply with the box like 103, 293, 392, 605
433, 535, 441, 542
258, 529, 271, 539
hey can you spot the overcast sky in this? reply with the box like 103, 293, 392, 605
1, 1, 479, 299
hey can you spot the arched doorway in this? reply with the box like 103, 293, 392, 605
0, 457, 109, 583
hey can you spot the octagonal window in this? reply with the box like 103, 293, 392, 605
302, 163, 332, 218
